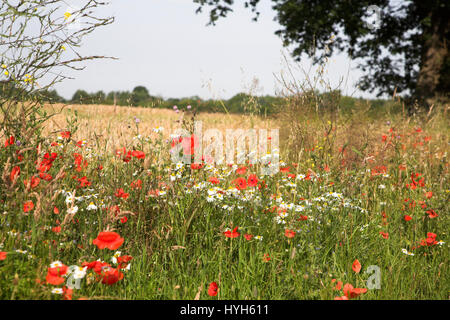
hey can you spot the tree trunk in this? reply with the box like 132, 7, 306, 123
416, 7, 450, 101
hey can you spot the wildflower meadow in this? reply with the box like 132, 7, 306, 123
1, 101, 448, 300
0, 1, 449, 301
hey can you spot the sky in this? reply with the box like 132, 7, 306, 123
53, 0, 377, 101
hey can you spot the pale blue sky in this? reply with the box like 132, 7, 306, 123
54, 0, 376, 100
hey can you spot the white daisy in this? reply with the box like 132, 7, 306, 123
67, 206, 78, 215
51, 288, 63, 294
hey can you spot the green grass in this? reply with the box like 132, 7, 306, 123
0, 110, 448, 300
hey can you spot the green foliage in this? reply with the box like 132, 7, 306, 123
65, 86, 403, 117
131, 86, 151, 106
71, 90, 91, 104
37, 90, 66, 103
193, 0, 450, 101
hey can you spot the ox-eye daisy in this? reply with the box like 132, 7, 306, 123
51, 288, 64, 294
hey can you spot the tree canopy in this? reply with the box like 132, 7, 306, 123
132, 86, 151, 106
193, 0, 449, 101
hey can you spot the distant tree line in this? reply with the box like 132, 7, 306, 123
2, 83, 395, 116
35, 85, 287, 115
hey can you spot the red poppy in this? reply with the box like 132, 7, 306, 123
4, 135, 14, 147
24, 176, 40, 188
115, 188, 129, 199
247, 174, 258, 187
23, 200, 34, 213
244, 234, 253, 241
171, 137, 183, 148
409, 173, 425, 188
116, 147, 132, 162
371, 165, 387, 176
191, 163, 204, 170
427, 232, 437, 241
331, 279, 343, 290
208, 282, 218, 296
46, 263, 68, 285
77, 176, 91, 188
224, 227, 240, 238
117, 255, 133, 269
120, 216, 128, 224
93, 231, 124, 250
425, 191, 433, 199
343, 283, 367, 299
232, 177, 247, 190
208, 177, 220, 184
82, 260, 110, 274
352, 259, 361, 273
39, 172, 53, 181
420, 233, 438, 247
36, 152, 57, 172
426, 209, 438, 218
131, 150, 145, 159
131, 179, 142, 189
52, 226, 62, 233
0, 252, 7, 260
63, 286, 73, 300
381, 211, 387, 220
108, 205, 121, 216
101, 267, 123, 285
60, 131, 71, 139
117, 255, 133, 264
236, 166, 247, 175
379, 231, 389, 239
53, 207, 60, 215
263, 254, 271, 262
404, 215, 412, 221
148, 189, 160, 197
284, 229, 296, 239
280, 167, 290, 173
10, 166, 20, 182
424, 237, 437, 246
257, 180, 267, 190
73, 153, 88, 172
